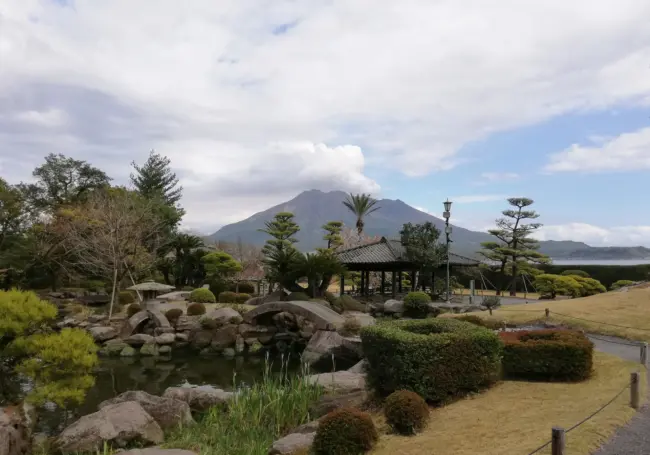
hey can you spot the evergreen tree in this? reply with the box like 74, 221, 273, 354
259, 212, 301, 290
130, 150, 183, 206
400, 221, 445, 289
322, 220, 344, 250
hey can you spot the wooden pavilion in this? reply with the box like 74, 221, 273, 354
335, 237, 480, 298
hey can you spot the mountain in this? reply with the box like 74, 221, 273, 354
208, 190, 650, 260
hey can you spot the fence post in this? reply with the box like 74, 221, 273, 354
545, 308, 550, 318
641, 343, 648, 366
551, 427, 565, 455
501, 321, 507, 332
631, 372, 641, 410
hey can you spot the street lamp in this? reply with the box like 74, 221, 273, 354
443, 200, 453, 303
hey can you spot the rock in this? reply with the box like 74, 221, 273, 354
140, 343, 159, 356
306, 371, 366, 393
211, 325, 238, 350
157, 291, 192, 301
310, 390, 368, 418
148, 309, 172, 329
245, 296, 264, 306
383, 299, 404, 314
125, 333, 155, 346
269, 432, 315, 455
248, 341, 264, 355
347, 359, 367, 374
222, 348, 236, 358
341, 311, 376, 327
154, 327, 176, 336
301, 330, 362, 366
57, 318, 77, 329
120, 346, 137, 357
158, 345, 172, 355
120, 310, 152, 338
155, 333, 175, 345
88, 314, 107, 323
238, 323, 277, 339
98, 391, 194, 431
175, 315, 201, 332
235, 335, 245, 354
175, 333, 189, 342
205, 307, 243, 325
118, 449, 197, 455
292, 420, 320, 434
102, 339, 129, 355
55, 401, 163, 453
78, 321, 90, 328
163, 386, 234, 412
0, 405, 30, 455
189, 329, 213, 349
264, 289, 289, 303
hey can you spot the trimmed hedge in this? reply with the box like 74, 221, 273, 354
165, 308, 183, 325
218, 291, 237, 303
189, 288, 216, 303
403, 291, 431, 318
312, 407, 378, 455
384, 390, 429, 435
611, 279, 635, 290
499, 329, 593, 381
228, 282, 255, 294
361, 319, 502, 404
235, 292, 251, 304
187, 302, 207, 316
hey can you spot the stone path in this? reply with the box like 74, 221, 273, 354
587, 334, 648, 455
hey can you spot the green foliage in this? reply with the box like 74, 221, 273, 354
202, 251, 243, 279
323, 291, 337, 304
126, 303, 142, 318
539, 264, 650, 290
384, 390, 430, 435
218, 291, 238, 303
322, 220, 344, 250
561, 269, 590, 278
569, 275, 607, 296
81, 279, 107, 292
342, 193, 380, 235
229, 282, 255, 294
611, 279, 636, 290
482, 295, 502, 314
400, 222, 445, 284
130, 150, 183, 206
165, 308, 183, 325
534, 274, 582, 299
287, 291, 310, 301
190, 288, 216, 303
456, 314, 504, 331
118, 290, 136, 305
236, 293, 251, 304
187, 302, 207, 316
10, 328, 98, 406
340, 317, 362, 336
361, 319, 502, 403
0, 289, 58, 339
332, 295, 366, 313
403, 291, 431, 318
209, 278, 230, 298
499, 330, 593, 381
312, 407, 379, 455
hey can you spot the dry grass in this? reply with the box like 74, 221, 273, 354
371, 352, 645, 455
446, 287, 650, 342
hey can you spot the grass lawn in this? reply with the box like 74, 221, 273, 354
370, 352, 645, 455
444, 286, 650, 342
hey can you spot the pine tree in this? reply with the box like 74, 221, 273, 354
322, 220, 343, 250
259, 212, 301, 289
130, 150, 183, 206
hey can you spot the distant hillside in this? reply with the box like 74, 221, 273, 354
208, 190, 650, 260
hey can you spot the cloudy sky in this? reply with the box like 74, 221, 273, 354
2, 0, 650, 246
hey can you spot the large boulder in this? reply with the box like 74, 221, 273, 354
188, 330, 213, 349
301, 330, 362, 366
0, 405, 31, 455
306, 371, 366, 394
55, 401, 163, 453
154, 333, 175, 345
118, 449, 197, 455
125, 334, 155, 346
205, 307, 243, 326
341, 311, 376, 327
99, 339, 129, 356
269, 432, 315, 455
309, 390, 368, 418
383, 299, 404, 315
238, 323, 277, 339
162, 386, 235, 413
89, 326, 118, 342
211, 325, 239, 350
98, 391, 193, 431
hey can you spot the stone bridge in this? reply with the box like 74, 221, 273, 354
244, 301, 345, 331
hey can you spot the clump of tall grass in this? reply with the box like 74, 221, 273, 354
164, 353, 322, 455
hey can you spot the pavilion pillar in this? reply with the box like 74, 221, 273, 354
340, 274, 345, 296
398, 271, 403, 293
431, 270, 435, 293
391, 270, 397, 298
381, 271, 386, 296
256, 281, 261, 295
360, 270, 365, 296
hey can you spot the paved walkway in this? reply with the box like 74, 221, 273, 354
587, 334, 649, 455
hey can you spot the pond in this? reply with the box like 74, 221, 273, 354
1, 352, 307, 436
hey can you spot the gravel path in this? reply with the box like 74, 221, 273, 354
588, 334, 648, 455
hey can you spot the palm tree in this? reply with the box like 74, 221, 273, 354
342, 193, 380, 236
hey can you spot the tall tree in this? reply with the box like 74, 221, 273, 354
202, 251, 242, 281
18, 153, 111, 214
399, 221, 445, 289
259, 212, 301, 291
321, 220, 344, 250
130, 150, 183, 206
342, 193, 380, 236
479, 198, 549, 296
0, 178, 27, 254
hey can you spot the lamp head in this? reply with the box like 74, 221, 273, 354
443, 199, 452, 213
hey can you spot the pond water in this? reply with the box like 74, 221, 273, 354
1, 352, 307, 436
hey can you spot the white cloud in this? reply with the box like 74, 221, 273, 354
14, 108, 68, 127
534, 222, 650, 246
451, 194, 506, 204
3, 1, 650, 226
480, 172, 520, 182
545, 127, 650, 172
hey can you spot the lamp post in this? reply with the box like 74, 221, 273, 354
443, 199, 453, 303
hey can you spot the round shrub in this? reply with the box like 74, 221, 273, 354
312, 407, 378, 455
361, 319, 502, 404
384, 390, 430, 435
235, 293, 251, 304
189, 288, 216, 304
332, 295, 366, 313
287, 291, 310, 301
611, 279, 636, 290
218, 291, 237, 303
403, 291, 431, 318
126, 303, 142, 318
165, 308, 183, 325
118, 290, 136, 305
187, 302, 206, 316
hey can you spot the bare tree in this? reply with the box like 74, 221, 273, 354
61, 187, 167, 318
340, 226, 381, 249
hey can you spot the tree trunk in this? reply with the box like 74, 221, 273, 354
108, 266, 118, 321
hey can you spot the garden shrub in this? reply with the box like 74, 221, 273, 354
312, 407, 378, 455
218, 291, 237, 303
534, 274, 582, 299
361, 318, 502, 403
403, 291, 431, 318
499, 329, 593, 381
81, 279, 107, 292
187, 302, 207, 316
235, 292, 251, 304
190, 288, 216, 303
384, 390, 430, 435
332, 295, 367, 313
456, 314, 503, 330
118, 290, 136, 305
127, 303, 142, 318
165, 308, 183, 325
287, 291, 310, 301
323, 291, 337, 305
229, 282, 255, 294
569, 276, 607, 297
0, 289, 58, 338
482, 295, 501, 315
340, 317, 362, 336
561, 269, 590, 278
208, 279, 229, 298
611, 279, 636, 290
